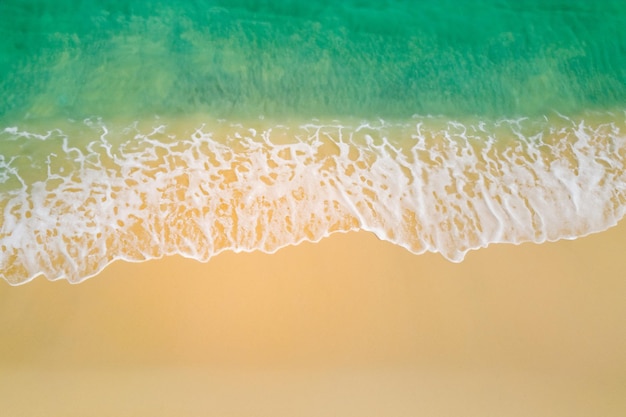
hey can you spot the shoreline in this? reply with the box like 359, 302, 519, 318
3, 110, 626, 285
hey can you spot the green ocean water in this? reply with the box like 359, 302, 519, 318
2, 1, 626, 284
1, 0, 625, 121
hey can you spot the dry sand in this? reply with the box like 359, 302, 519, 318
1, 222, 625, 416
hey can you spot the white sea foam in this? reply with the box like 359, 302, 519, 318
1, 113, 625, 284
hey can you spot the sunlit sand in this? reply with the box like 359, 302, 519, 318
1, 224, 625, 416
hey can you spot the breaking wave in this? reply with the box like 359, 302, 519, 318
1, 112, 625, 284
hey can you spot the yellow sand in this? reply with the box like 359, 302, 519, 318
1, 223, 625, 416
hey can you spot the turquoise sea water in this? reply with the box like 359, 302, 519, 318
1, 0, 626, 284
2, 0, 626, 120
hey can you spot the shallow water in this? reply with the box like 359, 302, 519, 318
1, 0, 625, 284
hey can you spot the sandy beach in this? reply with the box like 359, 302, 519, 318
1, 221, 625, 416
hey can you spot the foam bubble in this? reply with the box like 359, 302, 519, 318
1, 113, 625, 284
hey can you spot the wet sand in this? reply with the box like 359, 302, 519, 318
1, 223, 625, 416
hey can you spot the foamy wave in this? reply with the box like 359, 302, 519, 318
1, 113, 625, 284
